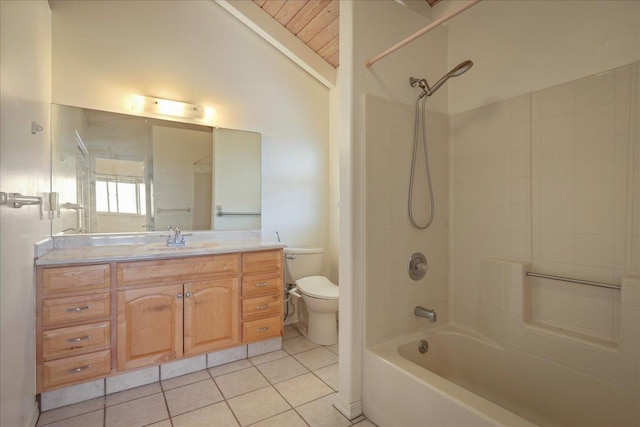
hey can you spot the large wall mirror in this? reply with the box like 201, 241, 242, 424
51, 104, 261, 235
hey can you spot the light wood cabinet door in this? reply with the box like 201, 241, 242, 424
117, 284, 183, 371
184, 279, 239, 356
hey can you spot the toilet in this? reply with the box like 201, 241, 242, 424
284, 247, 339, 345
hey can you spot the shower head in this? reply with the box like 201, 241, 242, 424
448, 60, 474, 77
411, 60, 473, 97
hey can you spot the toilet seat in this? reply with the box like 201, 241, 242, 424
295, 276, 338, 300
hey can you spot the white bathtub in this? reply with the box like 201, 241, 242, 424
363, 326, 639, 427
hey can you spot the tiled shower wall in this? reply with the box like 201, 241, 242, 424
451, 62, 640, 388
363, 94, 449, 346
529, 64, 637, 341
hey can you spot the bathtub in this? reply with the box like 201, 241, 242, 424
363, 326, 639, 427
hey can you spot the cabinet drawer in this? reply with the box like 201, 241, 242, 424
42, 349, 111, 390
241, 274, 281, 297
43, 264, 110, 295
117, 254, 239, 286
43, 293, 110, 327
242, 250, 282, 275
242, 294, 281, 320
242, 316, 282, 343
43, 321, 110, 360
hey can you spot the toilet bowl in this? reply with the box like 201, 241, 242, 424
284, 248, 339, 345
290, 276, 339, 345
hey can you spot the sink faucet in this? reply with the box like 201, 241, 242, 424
414, 306, 437, 322
163, 225, 189, 247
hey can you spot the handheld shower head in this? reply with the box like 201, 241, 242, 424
411, 60, 473, 97
427, 60, 473, 95
448, 60, 473, 77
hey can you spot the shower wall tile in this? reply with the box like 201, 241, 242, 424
363, 94, 449, 346
364, 95, 387, 125
452, 63, 639, 389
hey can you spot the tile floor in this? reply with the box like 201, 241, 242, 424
37, 325, 376, 427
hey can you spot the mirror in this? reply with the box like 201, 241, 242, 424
51, 104, 261, 234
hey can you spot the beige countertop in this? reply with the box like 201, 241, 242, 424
35, 239, 285, 266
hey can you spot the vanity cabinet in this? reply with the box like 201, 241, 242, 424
37, 264, 112, 392
241, 251, 283, 343
36, 248, 282, 393
116, 278, 239, 371
116, 255, 240, 371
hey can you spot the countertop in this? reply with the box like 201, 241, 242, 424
35, 239, 285, 266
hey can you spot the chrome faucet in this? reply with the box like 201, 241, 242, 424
414, 306, 437, 322
163, 225, 189, 247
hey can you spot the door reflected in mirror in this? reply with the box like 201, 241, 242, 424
51, 104, 261, 235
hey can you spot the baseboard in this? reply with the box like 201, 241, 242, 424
333, 394, 363, 420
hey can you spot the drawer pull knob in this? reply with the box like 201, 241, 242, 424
177, 293, 183, 299
67, 364, 92, 373
65, 305, 90, 313
66, 335, 91, 343
255, 282, 270, 288
255, 327, 270, 333
256, 304, 269, 310
185, 292, 192, 298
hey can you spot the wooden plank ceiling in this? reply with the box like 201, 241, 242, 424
252, 0, 441, 69
253, 0, 340, 68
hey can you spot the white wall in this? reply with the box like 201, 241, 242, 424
444, 0, 640, 114
0, 1, 51, 426
50, 0, 330, 250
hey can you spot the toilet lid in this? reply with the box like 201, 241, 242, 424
295, 276, 339, 300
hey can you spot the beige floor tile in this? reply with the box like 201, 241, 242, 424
161, 369, 211, 391
255, 356, 308, 384
227, 386, 291, 426
283, 325, 301, 340
249, 349, 289, 366
325, 342, 339, 355
208, 359, 252, 378
214, 366, 270, 399
39, 409, 104, 427
250, 409, 307, 427
294, 347, 338, 371
313, 363, 339, 391
282, 336, 320, 355
106, 382, 162, 407
296, 393, 351, 427
37, 397, 104, 426
274, 372, 333, 407
105, 393, 168, 427
145, 421, 172, 427
172, 402, 239, 427
164, 379, 224, 417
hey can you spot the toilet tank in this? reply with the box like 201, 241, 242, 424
284, 247, 324, 284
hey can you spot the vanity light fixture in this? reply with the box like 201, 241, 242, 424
130, 95, 215, 122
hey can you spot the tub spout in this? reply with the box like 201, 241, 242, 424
414, 306, 436, 322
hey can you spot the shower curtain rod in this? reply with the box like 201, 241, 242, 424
365, 0, 481, 68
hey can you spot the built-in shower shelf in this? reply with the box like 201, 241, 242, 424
524, 320, 620, 353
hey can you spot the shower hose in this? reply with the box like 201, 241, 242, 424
408, 93, 435, 230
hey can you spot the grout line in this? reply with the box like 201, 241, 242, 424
222, 400, 243, 427
37, 408, 105, 427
